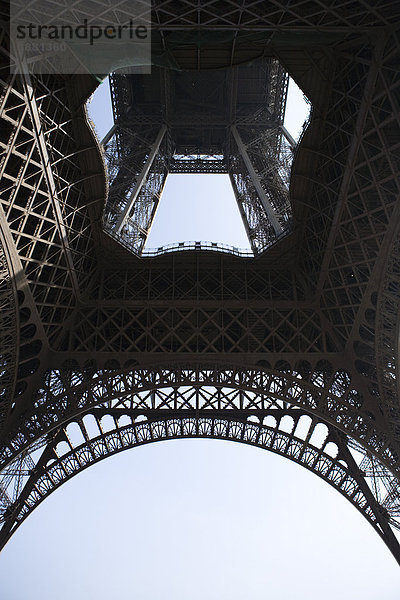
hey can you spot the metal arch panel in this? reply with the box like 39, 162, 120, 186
0, 364, 397, 477
1, 412, 400, 563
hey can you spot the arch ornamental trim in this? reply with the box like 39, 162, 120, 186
1, 413, 400, 563
1, 364, 397, 474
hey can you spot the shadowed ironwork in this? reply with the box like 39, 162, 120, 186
1, 0, 400, 565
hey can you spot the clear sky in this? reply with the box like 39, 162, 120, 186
1, 75, 399, 599
146, 173, 252, 249
1, 440, 400, 599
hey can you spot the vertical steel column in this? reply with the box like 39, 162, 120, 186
114, 125, 167, 234
231, 125, 283, 236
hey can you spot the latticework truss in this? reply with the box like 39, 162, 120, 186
104, 58, 292, 256
1, 0, 400, 565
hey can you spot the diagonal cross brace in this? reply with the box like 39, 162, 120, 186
114, 125, 167, 235
231, 125, 283, 236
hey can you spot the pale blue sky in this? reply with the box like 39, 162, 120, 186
1, 76, 399, 599
1, 441, 400, 599
146, 173, 251, 249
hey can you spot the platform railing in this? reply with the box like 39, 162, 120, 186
142, 240, 254, 257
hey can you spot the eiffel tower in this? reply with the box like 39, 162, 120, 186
1, 1, 400, 565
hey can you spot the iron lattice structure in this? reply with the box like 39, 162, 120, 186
1, 0, 400, 564
103, 58, 292, 255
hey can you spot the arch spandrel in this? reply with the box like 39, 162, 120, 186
0, 363, 395, 472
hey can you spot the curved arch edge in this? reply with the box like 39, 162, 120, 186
1, 414, 400, 565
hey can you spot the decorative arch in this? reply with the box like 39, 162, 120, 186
1, 411, 400, 563
1, 363, 396, 474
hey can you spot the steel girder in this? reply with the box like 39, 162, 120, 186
0, 1, 400, 564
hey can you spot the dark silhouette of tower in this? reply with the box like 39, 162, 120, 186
1, 1, 400, 564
